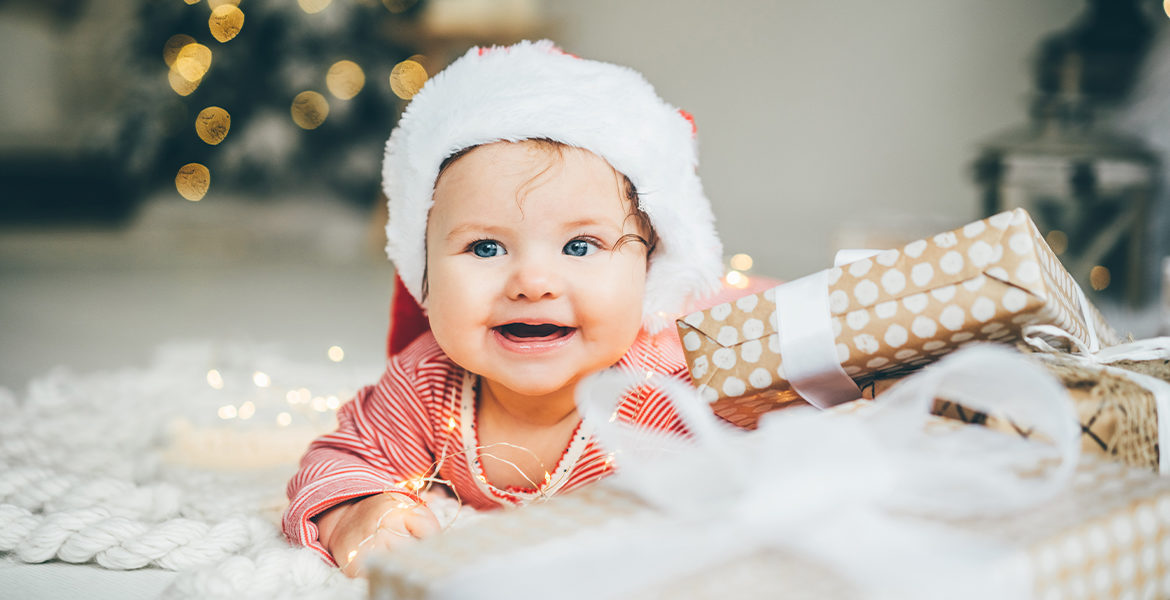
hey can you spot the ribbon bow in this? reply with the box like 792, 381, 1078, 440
433, 345, 1080, 600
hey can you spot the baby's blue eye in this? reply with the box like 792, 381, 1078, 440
470, 240, 505, 258
563, 239, 597, 257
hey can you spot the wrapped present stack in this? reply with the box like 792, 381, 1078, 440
677, 208, 1122, 429
370, 347, 1170, 600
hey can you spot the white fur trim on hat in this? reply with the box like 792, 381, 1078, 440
383, 39, 723, 333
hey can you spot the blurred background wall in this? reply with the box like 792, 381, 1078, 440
1, 0, 1167, 387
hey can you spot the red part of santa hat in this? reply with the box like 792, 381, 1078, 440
387, 274, 430, 357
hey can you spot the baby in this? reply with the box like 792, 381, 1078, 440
283, 40, 724, 575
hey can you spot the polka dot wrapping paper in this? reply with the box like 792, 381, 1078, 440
677, 208, 1122, 429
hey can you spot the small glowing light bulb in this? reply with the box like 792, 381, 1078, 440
447, 417, 457, 430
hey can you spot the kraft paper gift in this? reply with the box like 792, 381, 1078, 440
879, 337, 1170, 473
677, 208, 1121, 429
370, 347, 1170, 600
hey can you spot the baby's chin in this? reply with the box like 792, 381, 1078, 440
482, 372, 581, 400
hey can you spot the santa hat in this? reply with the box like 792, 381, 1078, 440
383, 39, 723, 341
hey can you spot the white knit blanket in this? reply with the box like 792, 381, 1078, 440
0, 342, 378, 599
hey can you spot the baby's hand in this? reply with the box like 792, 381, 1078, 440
317, 491, 441, 577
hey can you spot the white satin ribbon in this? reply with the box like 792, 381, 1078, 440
431, 345, 1079, 600
774, 270, 862, 409
768, 249, 882, 409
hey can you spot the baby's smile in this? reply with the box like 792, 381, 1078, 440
492, 322, 578, 353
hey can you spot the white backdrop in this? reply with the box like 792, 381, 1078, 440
546, 0, 1086, 279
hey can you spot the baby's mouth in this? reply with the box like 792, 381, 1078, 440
495, 323, 575, 342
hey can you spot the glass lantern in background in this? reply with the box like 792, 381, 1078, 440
973, 0, 1162, 310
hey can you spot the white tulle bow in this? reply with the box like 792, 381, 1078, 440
432, 345, 1080, 600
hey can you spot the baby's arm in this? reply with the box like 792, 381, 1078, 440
283, 355, 442, 570
315, 490, 439, 576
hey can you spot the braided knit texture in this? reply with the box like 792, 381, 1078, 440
0, 342, 373, 599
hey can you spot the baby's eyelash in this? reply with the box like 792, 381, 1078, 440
570, 235, 608, 250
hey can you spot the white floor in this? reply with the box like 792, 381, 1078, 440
0, 195, 393, 391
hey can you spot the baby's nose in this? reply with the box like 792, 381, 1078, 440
506, 256, 563, 301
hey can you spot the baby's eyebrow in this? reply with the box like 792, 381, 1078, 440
561, 217, 623, 232
444, 223, 503, 242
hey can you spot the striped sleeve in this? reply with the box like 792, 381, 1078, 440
282, 343, 442, 562
622, 331, 695, 438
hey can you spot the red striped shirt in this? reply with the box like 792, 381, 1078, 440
283, 328, 693, 562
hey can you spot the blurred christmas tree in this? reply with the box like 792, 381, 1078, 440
123, 0, 425, 207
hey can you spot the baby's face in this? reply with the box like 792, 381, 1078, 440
425, 141, 648, 399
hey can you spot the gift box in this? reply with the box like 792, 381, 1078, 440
370, 345, 1170, 600
869, 338, 1170, 473
369, 455, 1170, 600
677, 208, 1121, 429
367, 347, 1168, 600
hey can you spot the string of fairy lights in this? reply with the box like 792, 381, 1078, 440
166, 0, 430, 202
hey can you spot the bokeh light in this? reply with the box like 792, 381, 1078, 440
1045, 230, 1068, 255
276, 412, 293, 427
174, 42, 213, 82
326, 60, 366, 100
729, 253, 754, 272
1090, 265, 1111, 291
195, 106, 231, 145
237, 401, 256, 420
206, 369, 224, 389
252, 370, 272, 387
209, 4, 245, 43
175, 163, 211, 201
389, 59, 427, 100
168, 69, 202, 96
298, 0, 333, 14
725, 270, 750, 289
163, 34, 196, 67
291, 91, 330, 129
217, 405, 238, 419
327, 345, 345, 362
